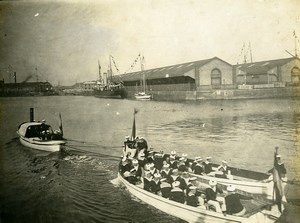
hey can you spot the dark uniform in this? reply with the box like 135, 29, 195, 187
150, 180, 161, 194
160, 182, 172, 198
186, 193, 199, 207
225, 193, 251, 215
169, 188, 185, 204
205, 187, 223, 202
194, 164, 204, 175
203, 161, 213, 174
143, 177, 152, 192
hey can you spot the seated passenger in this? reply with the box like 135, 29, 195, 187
143, 171, 153, 192
131, 159, 142, 180
168, 154, 178, 169
150, 173, 161, 195
160, 163, 172, 179
154, 151, 165, 170
205, 180, 226, 213
225, 185, 252, 216
216, 160, 229, 178
179, 172, 190, 194
203, 157, 213, 175
148, 162, 158, 176
178, 158, 188, 173
160, 178, 172, 198
119, 157, 131, 174
124, 168, 139, 185
169, 169, 181, 185
186, 186, 199, 207
191, 156, 201, 172
169, 181, 185, 204
193, 157, 204, 175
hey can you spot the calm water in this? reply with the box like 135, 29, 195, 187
0, 96, 300, 223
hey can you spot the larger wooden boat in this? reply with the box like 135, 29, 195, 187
118, 171, 280, 223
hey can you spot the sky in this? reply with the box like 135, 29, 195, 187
0, 0, 299, 86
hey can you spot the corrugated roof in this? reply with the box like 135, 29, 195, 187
113, 57, 229, 82
233, 57, 298, 75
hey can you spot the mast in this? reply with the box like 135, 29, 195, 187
140, 54, 146, 92
109, 55, 113, 83
249, 42, 253, 63
294, 30, 298, 57
98, 60, 102, 82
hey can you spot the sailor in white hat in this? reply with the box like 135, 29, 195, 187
225, 184, 252, 216
160, 163, 172, 179
150, 173, 162, 195
216, 160, 229, 178
143, 171, 153, 191
170, 181, 185, 203
203, 156, 213, 174
193, 157, 204, 175
205, 179, 226, 213
186, 185, 199, 207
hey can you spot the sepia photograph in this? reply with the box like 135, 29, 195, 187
0, 0, 299, 222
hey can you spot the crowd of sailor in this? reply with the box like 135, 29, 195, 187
119, 136, 253, 216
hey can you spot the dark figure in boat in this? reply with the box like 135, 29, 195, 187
225, 185, 252, 216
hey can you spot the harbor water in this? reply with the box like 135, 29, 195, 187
0, 96, 300, 223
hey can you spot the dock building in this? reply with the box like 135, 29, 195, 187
113, 56, 300, 100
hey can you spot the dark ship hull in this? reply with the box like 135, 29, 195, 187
94, 87, 127, 99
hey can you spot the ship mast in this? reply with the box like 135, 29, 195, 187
140, 54, 146, 92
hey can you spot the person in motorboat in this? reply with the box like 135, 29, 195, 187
143, 171, 153, 192
193, 157, 205, 175
146, 150, 155, 164
150, 173, 162, 195
137, 151, 147, 168
225, 185, 253, 216
191, 156, 200, 172
187, 177, 202, 196
160, 178, 172, 198
160, 163, 172, 179
169, 181, 185, 204
205, 179, 226, 213
203, 156, 213, 175
181, 153, 191, 168
39, 120, 53, 140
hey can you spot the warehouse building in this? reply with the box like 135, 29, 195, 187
114, 57, 234, 100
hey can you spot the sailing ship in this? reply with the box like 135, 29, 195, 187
135, 55, 152, 100
94, 56, 127, 99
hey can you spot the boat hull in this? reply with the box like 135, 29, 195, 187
193, 174, 273, 199
94, 88, 127, 99
17, 132, 65, 152
118, 173, 279, 223
134, 93, 152, 100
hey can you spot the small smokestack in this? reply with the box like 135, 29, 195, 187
30, 108, 34, 122
14, 72, 17, 83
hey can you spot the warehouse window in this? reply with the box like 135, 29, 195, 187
211, 68, 221, 89
291, 67, 300, 85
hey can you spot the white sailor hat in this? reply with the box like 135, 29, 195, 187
276, 154, 281, 158
144, 171, 151, 176
172, 169, 178, 174
209, 179, 217, 186
189, 176, 197, 181
170, 155, 176, 159
125, 136, 130, 139
206, 156, 212, 160
155, 153, 163, 157
130, 168, 136, 173
179, 157, 185, 161
160, 178, 167, 182
149, 163, 155, 167
163, 163, 170, 168
132, 159, 138, 164
154, 173, 161, 178
139, 152, 145, 157
148, 150, 154, 154
182, 153, 188, 158
42, 119, 46, 123
227, 185, 236, 192
189, 185, 197, 190
194, 156, 201, 161
222, 160, 227, 164
172, 181, 180, 187
171, 151, 177, 155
